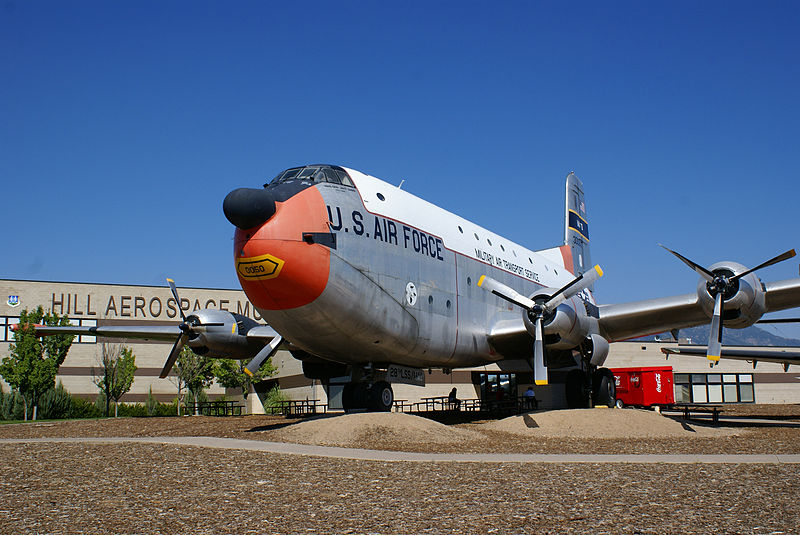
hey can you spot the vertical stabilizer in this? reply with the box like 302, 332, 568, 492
564, 172, 591, 276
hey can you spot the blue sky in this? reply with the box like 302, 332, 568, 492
2, 1, 799, 337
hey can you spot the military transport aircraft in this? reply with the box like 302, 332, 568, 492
33, 165, 800, 411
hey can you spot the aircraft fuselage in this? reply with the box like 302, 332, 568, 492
231, 165, 590, 369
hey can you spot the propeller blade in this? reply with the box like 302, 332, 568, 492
706, 292, 723, 362
244, 334, 283, 377
477, 275, 535, 310
730, 249, 796, 282
532, 316, 548, 385
160, 333, 189, 378
757, 318, 800, 324
166, 278, 187, 322
659, 245, 715, 282
546, 264, 603, 310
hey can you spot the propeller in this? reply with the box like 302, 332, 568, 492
244, 334, 283, 377
159, 279, 224, 378
478, 265, 603, 385
660, 245, 796, 362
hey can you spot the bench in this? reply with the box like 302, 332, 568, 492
672, 403, 724, 424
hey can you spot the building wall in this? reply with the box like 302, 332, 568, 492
0, 279, 263, 404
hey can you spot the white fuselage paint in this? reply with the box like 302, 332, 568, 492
256, 167, 594, 369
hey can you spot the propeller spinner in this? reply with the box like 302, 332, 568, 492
478, 265, 603, 385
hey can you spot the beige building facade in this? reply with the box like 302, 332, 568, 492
2, 279, 799, 412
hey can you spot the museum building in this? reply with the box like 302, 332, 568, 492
2, 279, 799, 412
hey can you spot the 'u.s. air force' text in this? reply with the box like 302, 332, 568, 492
327, 206, 444, 261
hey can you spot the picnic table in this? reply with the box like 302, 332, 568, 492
186, 400, 243, 416
267, 399, 326, 417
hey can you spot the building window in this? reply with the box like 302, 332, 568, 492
70, 318, 97, 344
0, 316, 96, 344
0, 316, 19, 342
673, 373, 754, 403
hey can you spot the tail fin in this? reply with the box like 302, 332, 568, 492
564, 172, 590, 276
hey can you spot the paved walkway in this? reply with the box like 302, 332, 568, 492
3, 436, 800, 464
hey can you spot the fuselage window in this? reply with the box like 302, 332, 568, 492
269, 166, 355, 188
297, 168, 316, 179
377, 193, 385, 201
474, 233, 479, 240
458, 226, 463, 233
487, 239, 492, 246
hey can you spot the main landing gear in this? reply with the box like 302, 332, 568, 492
342, 381, 394, 412
565, 366, 616, 409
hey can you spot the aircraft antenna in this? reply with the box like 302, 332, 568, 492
398, 180, 405, 189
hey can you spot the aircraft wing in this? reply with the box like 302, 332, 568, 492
28, 324, 180, 342
245, 324, 281, 339
485, 277, 800, 360
662, 346, 800, 366
598, 278, 800, 342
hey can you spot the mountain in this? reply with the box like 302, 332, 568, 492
635, 324, 800, 347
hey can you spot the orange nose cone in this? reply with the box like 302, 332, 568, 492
234, 186, 331, 310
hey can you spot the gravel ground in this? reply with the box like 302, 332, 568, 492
1, 406, 800, 534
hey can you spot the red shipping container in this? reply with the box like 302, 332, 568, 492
610, 366, 674, 408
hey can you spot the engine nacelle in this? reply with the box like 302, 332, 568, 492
696, 261, 767, 329
522, 289, 591, 350
185, 309, 264, 359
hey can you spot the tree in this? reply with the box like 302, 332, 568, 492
92, 343, 137, 417
215, 358, 276, 413
0, 307, 73, 421
169, 346, 216, 415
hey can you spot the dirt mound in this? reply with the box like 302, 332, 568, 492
272, 412, 481, 447
481, 408, 736, 438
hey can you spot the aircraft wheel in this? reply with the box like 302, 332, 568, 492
593, 368, 616, 408
370, 381, 394, 412
615, 398, 625, 409
565, 369, 588, 408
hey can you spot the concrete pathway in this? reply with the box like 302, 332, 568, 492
3, 436, 800, 464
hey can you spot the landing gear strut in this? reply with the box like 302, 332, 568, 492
565, 349, 616, 409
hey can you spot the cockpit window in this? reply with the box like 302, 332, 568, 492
267, 165, 354, 187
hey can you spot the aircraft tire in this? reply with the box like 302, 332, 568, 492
370, 381, 394, 412
615, 398, 624, 409
565, 369, 588, 408
593, 368, 616, 408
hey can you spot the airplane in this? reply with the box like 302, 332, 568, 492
31, 164, 800, 412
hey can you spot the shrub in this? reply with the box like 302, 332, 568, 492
1, 389, 26, 421
70, 396, 102, 419
39, 382, 72, 419
117, 402, 148, 417
262, 385, 288, 411
145, 387, 158, 416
